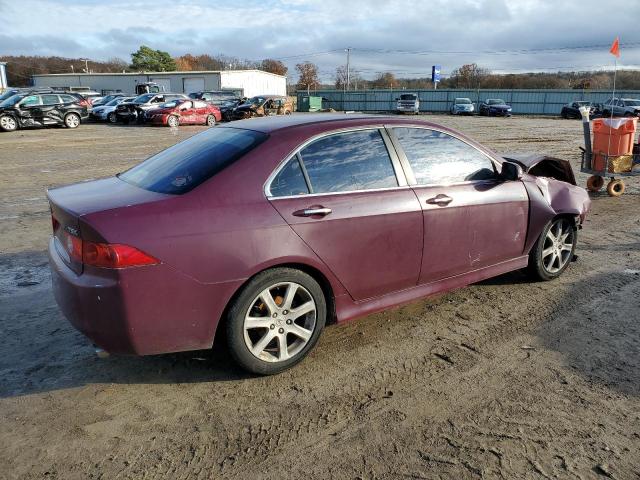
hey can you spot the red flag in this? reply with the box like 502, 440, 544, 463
610, 37, 620, 58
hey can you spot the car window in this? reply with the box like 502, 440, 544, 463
41, 94, 60, 105
119, 127, 268, 195
194, 101, 207, 108
298, 129, 398, 194
59, 94, 77, 103
270, 156, 310, 197
393, 128, 496, 185
20, 95, 41, 107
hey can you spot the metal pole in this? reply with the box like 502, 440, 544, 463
606, 58, 617, 161
346, 48, 351, 91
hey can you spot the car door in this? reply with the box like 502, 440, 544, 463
388, 127, 528, 284
177, 100, 196, 123
17, 95, 43, 125
40, 94, 63, 124
193, 100, 208, 123
267, 128, 423, 301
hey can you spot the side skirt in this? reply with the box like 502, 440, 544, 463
335, 256, 529, 324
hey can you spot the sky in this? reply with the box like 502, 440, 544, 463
1, 0, 639, 82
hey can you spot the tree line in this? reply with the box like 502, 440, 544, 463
2, 45, 639, 91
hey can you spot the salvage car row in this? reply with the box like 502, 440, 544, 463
0, 87, 294, 132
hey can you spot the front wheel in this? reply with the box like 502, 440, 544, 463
0, 115, 18, 132
527, 217, 577, 281
226, 268, 326, 375
167, 115, 179, 127
107, 112, 117, 123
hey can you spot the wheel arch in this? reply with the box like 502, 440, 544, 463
213, 261, 338, 346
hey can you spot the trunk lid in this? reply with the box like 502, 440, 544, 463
47, 176, 170, 274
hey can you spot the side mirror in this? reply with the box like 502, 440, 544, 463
501, 161, 523, 181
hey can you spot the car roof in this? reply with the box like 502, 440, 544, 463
218, 113, 470, 135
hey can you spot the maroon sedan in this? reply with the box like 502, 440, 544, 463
47, 114, 590, 374
146, 99, 221, 127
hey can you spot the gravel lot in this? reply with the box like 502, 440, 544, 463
1, 115, 639, 479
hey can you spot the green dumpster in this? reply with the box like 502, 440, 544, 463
298, 96, 323, 112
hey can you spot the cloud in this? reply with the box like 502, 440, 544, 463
1, 0, 639, 81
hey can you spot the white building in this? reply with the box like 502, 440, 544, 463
32, 70, 286, 97
0, 62, 7, 89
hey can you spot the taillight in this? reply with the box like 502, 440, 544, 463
51, 214, 60, 233
82, 241, 159, 269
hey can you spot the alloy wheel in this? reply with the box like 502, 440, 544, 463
0, 116, 17, 131
243, 282, 316, 363
542, 219, 574, 274
65, 114, 80, 128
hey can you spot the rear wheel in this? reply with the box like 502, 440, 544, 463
64, 113, 81, 128
206, 114, 216, 126
226, 268, 326, 375
527, 217, 577, 281
0, 115, 18, 132
167, 115, 179, 127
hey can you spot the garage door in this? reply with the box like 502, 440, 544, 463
151, 78, 171, 92
183, 77, 205, 94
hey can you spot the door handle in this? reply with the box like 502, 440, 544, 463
293, 207, 332, 217
425, 194, 453, 206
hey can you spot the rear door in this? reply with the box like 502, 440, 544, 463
267, 128, 423, 301
388, 127, 528, 284
193, 100, 209, 123
40, 94, 63, 124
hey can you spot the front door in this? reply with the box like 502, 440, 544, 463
268, 128, 423, 301
389, 127, 528, 284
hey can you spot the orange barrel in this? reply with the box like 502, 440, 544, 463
592, 117, 637, 172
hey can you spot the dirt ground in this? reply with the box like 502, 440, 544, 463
1, 115, 639, 480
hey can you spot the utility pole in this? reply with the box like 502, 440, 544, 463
345, 47, 351, 91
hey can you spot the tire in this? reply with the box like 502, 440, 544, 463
226, 268, 327, 375
0, 115, 18, 132
586, 175, 604, 192
107, 112, 117, 124
607, 179, 625, 197
527, 217, 577, 281
206, 115, 216, 127
64, 113, 81, 129
167, 115, 179, 128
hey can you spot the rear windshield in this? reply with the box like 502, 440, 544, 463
119, 127, 268, 194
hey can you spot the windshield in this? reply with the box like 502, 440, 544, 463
0, 94, 24, 107
575, 101, 590, 106
455, 98, 472, 104
105, 97, 125, 106
244, 96, 265, 106
159, 100, 185, 109
119, 127, 269, 194
133, 94, 155, 104
488, 99, 505, 105
624, 99, 640, 106
400, 94, 417, 100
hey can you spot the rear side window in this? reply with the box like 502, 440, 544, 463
60, 95, 77, 103
41, 94, 60, 105
119, 127, 268, 194
393, 128, 496, 185
298, 130, 398, 194
270, 156, 309, 197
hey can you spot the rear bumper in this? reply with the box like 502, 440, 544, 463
48, 237, 243, 355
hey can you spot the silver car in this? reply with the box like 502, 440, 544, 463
451, 98, 475, 115
601, 98, 640, 117
91, 97, 135, 123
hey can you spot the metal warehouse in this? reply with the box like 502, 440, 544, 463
32, 70, 287, 97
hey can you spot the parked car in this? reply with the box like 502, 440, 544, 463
145, 98, 221, 127
115, 93, 188, 123
0, 92, 88, 131
47, 114, 590, 374
228, 95, 292, 120
396, 93, 420, 114
450, 98, 475, 115
560, 101, 597, 119
0, 87, 57, 103
189, 90, 239, 104
479, 99, 512, 116
90, 93, 126, 109
91, 96, 136, 123
600, 98, 640, 117
219, 98, 245, 122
